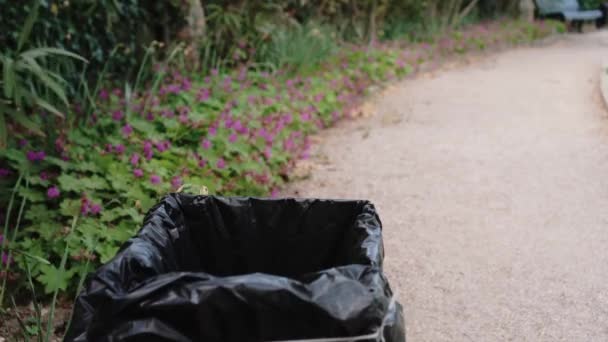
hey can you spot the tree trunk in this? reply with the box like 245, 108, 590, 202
185, 0, 206, 70
519, 0, 535, 22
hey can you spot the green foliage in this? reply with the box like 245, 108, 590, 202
0, 2, 87, 148
259, 22, 338, 73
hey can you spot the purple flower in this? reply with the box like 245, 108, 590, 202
233, 120, 244, 132
27, 150, 46, 162
47, 186, 60, 199
133, 168, 144, 178
150, 174, 161, 185
270, 188, 279, 198
99, 89, 109, 101
171, 176, 182, 188
198, 159, 206, 168
211, 69, 219, 76
0, 168, 12, 177
179, 113, 189, 124
143, 141, 154, 160
197, 88, 210, 102
228, 133, 238, 143
1, 252, 12, 266
208, 125, 217, 136
155, 140, 171, 153
300, 112, 312, 122
90, 203, 102, 215
114, 144, 125, 154
181, 78, 192, 91
130, 153, 140, 166
263, 146, 272, 159
18, 139, 28, 148
216, 158, 226, 169
201, 139, 212, 150
146, 111, 155, 121
122, 124, 133, 136
112, 110, 124, 121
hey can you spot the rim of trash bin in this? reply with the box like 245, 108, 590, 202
266, 295, 398, 342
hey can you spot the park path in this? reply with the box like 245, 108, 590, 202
284, 31, 608, 341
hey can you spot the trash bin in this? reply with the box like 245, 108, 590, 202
66, 194, 405, 342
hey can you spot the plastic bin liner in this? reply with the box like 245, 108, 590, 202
65, 194, 405, 342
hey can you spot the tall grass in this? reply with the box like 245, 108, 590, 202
259, 22, 338, 73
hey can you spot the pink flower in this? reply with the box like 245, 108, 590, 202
216, 158, 226, 169
112, 110, 124, 121
90, 203, 102, 215
150, 174, 161, 185
171, 176, 182, 188
80, 198, 90, 216
197, 88, 210, 102
270, 188, 279, 198
229, 133, 238, 143
201, 139, 212, 150
143, 141, 154, 160
1, 252, 12, 266
99, 89, 109, 101
47, 186, 60, 199
133, 168, 144, 178
198, 159, 206, 168
155, 140, 171, 153
263, 146, 272, 159
122, 124, 133, 136
300, 112, 312, 121
130, 153, 140, 166
114, 144, 125, 154
179, 113, 189, 124
26, 151, 46, 162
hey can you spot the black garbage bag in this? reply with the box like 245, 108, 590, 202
65, 194, 405, 342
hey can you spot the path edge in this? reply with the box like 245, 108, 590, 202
600, 61, 608, 111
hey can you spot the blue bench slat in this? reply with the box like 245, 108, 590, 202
562, 9, 603, 20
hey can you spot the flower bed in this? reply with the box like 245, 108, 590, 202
0, 19, 563, 294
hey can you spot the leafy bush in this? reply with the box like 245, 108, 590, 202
0, 2, 88, 149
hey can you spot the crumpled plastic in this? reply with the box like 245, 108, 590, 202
65, 194, 405, 342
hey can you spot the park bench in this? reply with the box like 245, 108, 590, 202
535, 0, 604, 30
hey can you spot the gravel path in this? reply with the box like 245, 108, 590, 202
284, 31, 608, 341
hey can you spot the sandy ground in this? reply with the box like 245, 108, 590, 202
283, 31, 608, 341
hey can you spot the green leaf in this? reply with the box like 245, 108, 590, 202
13, 249, 51, 265
9, 110, 45, 136
21, 47, 88, 63
59, 199, 81, 217
18, 187, 45, 202
2, 56, 15, 98
18, 55, 69, 107
58, 173, 108, 192
100, 207, 135, 223
0, 112, 6, 148
17, 1, 39, 51
33, 96, 65, 118
97, 244, 119, 264
36, 264, 75, 294
45, 156, 70, 170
